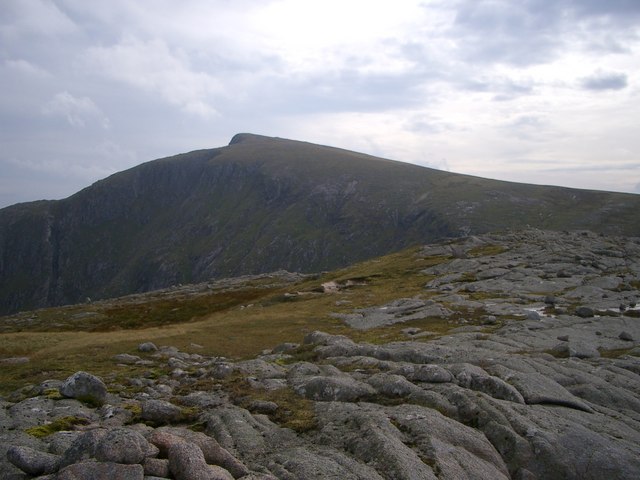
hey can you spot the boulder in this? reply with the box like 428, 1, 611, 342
94, 428, 156, 464
6, 445, 60, 475
293, 375, 375, 402
454, 366, 525, 404
168, 441, 233, 480
59, 371, 107, 406
143, 457, 170, 477
141, 399, 183, 425
552, 342, 600, 359
504, 372, 594, 413
248, 400, 279, 414
150, 426, 250, 478
575, 306, 595, 318
619, 331, 634, 341
392, 364, 453, 383
367, 373, 421, 397
59, 429, 108, 467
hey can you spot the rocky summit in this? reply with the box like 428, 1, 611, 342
1, 229, 640, 479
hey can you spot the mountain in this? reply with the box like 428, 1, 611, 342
1, 133, 639, 315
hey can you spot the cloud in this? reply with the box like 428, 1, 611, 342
566, 0, 640, 20
83, 36, 221, 117
449, 0, 640, 66
42, 92, 110, 128
0, 0, 78, 38
2, 59, 51, 79
450, 1, 562, 66
3, 153, 115, 180
580, 71, 628, 91
1, 1, 640, 208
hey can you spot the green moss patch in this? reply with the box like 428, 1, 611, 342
25, 416, 90, 438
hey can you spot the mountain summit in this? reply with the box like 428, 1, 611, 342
1, 133, 639, 314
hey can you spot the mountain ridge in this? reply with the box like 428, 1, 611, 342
1, 133, 639, 315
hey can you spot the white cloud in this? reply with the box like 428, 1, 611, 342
83, 36, 221, 117
42, 91, 110, 128
0, 0, 78, 38
1, 0, 640, 208
2, 59, 51, 78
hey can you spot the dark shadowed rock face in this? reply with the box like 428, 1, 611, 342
2, 134, 640, 315
1, 230, 640, 479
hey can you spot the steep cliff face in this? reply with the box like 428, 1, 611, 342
1, 133, 639, 314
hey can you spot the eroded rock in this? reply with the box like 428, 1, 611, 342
59, 371, 107, 406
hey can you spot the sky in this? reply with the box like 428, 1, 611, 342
1, 0, 639, 208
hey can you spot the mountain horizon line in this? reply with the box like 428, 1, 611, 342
1, 132, 639, 315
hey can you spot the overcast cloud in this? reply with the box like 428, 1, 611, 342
1, 0, 639, 208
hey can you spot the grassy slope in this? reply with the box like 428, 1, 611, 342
0, 243, 470, 396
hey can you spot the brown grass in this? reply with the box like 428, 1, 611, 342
0, 245, 455, 397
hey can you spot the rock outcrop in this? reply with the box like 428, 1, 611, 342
1, 229, 640, 478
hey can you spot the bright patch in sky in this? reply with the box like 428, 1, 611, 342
0, 0, 639, 207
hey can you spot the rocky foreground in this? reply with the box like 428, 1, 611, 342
1, 230, 640, 479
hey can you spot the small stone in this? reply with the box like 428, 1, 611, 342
482, 315, 498, 325
525, 310, 540, 321
272, 342, 300, 353
168, 357, 189, 369
210, 362, 234, 379
401, 327, 422, 336
248, 400, 279, 414
544, 295, 556, 305
557, 335, 569, 342
112, 353, 142, 364
619, 331, 634, 342
0, 356, 30, 365
138, 342, 158, 352
575, 306, 595, 318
